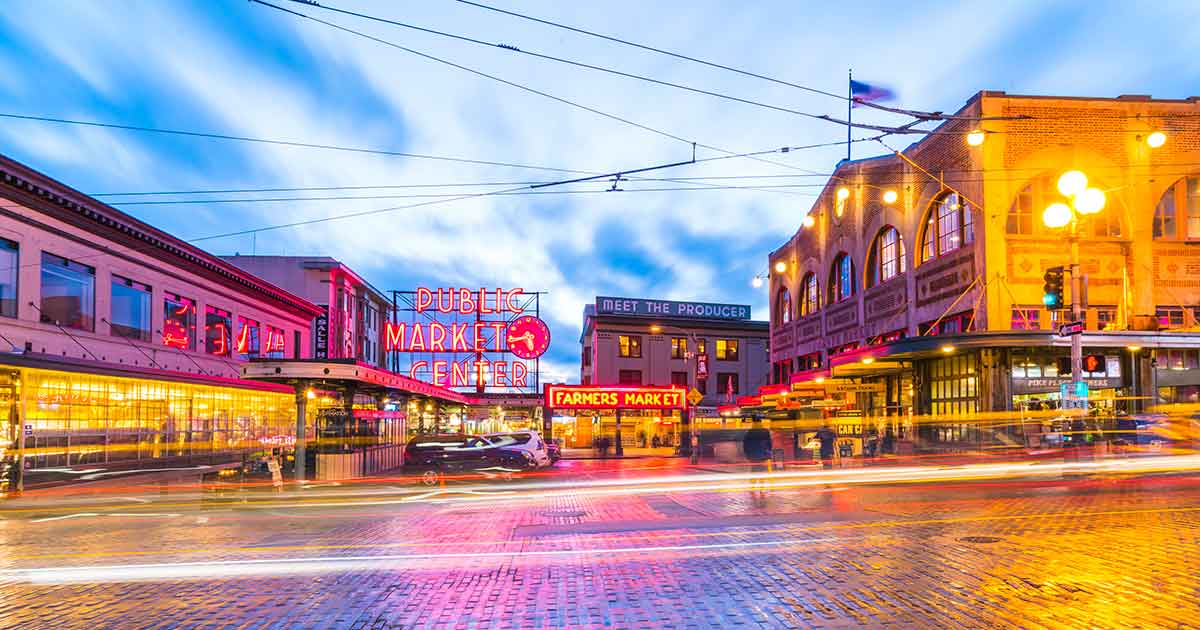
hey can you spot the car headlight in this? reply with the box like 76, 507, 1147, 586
521, 452, 533, 460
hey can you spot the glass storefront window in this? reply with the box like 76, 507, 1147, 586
110, 274, 152, 342
205, 305, 232, 356
40, 252, 95, 331
236, 316, 260, 359
20, 367, 295, 469
163, 292, 196, 350
0, 238, 16, 318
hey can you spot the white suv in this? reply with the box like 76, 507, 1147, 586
484, 431, 552, 468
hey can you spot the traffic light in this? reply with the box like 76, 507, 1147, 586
1042, 266, 1065, 308
1083, 354, 1106, 374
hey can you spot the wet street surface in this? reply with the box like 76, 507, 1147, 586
0, 459, 1198, 629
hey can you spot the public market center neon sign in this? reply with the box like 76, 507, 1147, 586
384, 288, 549, 389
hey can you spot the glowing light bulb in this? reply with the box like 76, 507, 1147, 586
751, 275, 764, 288
1042, 202, 1073, 228
836, 187, 850, 200
1146, 131, 1166, 148
1057, 170, 1088, 197
1074, 187, 1106, 215
882, 190, 898, 205
802, 214, 816, 228
966, 129, 986, 146
774, 261, 787, 274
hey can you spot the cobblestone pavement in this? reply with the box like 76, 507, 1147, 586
0, 464, 1198, 629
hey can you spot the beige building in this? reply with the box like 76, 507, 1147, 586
765, 91, 1200, 449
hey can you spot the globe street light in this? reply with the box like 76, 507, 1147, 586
1042, 170, 1108, 409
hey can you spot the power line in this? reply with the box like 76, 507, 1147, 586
258, 0, 839, 124
0, 112, 595, 175
105, 184, 824, 206
451, 0, 849, 101
249, 0, 826, 195
89, 161, 1200, 197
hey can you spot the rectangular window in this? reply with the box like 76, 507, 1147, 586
292, 330, 301, 359
670, 371, 688, 387
618, 369, 642, 385
204, 305, 232, 356
716, 339, 739, 361
717, 372, 739, 397
1188, 177, 1200, 239
618, 335, 642, 358
582, 348, 592, 367
697, 378, 707, 395
1011, 307, 1039, 330
670, 337, 687, 359
1157, 306, 1185, 328
163, 292, 195, 350
696, 339, 706, 355
110, 274, 151, 342
262, 325, 286, 359
236, 316, 260, 359
0, 238, 16, 318
40, 252, 95, 331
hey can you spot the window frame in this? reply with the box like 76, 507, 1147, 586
0, 237, 17, 319
204, 304, 233, 357
828, 253, 855, 303
800, 273, 819, 316
670, 337, 687, 359
39, 251, 96, 332
109, 274, 152, 342
618, 334, 642, 358
715, 339, 739, 361
920, 192, 974, 263
867, 226, 906, 288
1154, 175, 1200, 241
775, 287, 792, 324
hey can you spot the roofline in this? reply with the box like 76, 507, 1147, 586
0, 154, 324, 319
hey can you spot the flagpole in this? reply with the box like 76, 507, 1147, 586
846, 69, 852, 161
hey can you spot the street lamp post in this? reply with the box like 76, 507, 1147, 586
650, 323, 701, 460
1042, 170, 1106, 409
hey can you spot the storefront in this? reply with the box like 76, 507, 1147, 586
543, 384, 687, 455
2, 355, 297, 491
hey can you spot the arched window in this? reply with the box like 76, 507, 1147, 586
867, 226, 907, 287
828, 253, 855, 303
1008, 173, 1124, 238
920, 192, 974, 263
1154, 175, 1200, 240
799, 273, 819, 316
775, 287, 792, 324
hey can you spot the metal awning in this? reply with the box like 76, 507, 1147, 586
241, 359, 471, 404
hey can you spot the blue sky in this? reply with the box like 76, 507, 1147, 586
2, 0, 1199, 382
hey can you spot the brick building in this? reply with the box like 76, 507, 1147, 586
763, 91, 1200, 451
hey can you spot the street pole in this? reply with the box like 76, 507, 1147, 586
1069, 221, 1082, 408
294, 385, 307, 482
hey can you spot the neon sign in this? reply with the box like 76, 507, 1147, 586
386, 287, 548, 389
545, 385, 686, 410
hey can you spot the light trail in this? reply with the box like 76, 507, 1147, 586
6, 454, 1200, 517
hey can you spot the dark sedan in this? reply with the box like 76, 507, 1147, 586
404, 434, 535, 483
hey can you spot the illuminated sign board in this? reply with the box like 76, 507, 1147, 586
595, 296, 750, 320
386, 288, 548, 391
545, 385, 686, 410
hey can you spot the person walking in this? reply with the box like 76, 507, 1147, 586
815, 425, 837, 469
743, 418, 773, 495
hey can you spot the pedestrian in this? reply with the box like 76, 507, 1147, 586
743, 418, 773, 494
651, 434, 661, 448
865, 432, 879, 458
882, 428, 895, 455
815, 425, 837, 469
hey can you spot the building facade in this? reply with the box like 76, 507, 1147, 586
222, 256, 391, 369
0, 154, 324, 491
577, 296, 769, 450
765, 92, 1200, 450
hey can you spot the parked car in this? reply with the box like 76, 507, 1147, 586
483, 430, 553, 468
403, 434, 536, 484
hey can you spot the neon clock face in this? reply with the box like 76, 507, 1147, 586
505, 315, 550, 360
